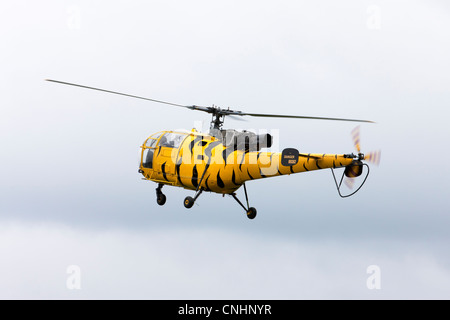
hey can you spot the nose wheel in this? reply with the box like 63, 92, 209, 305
157, 193, 166, 206
156, 183, 166, 206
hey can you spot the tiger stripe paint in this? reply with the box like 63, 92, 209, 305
139, 130, 355, 194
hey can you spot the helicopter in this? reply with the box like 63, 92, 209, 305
46, 79, 380, 219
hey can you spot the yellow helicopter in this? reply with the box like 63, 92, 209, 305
46, 79, 380, 219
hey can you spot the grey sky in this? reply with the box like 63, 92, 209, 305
1, 0, 450, 299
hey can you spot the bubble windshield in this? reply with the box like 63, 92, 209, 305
158, 132, 187, 148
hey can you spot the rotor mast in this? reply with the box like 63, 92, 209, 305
209, 106, 227, 131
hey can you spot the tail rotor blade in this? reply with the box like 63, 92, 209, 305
351, 126, 361, 153
344, 177, 355, 189
364, 150, 381, 166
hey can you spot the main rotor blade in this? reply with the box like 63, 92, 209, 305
46, 79, 375, 124
45, 79, 191, 108
238, 112, 375, 123
227, 115, 248, 122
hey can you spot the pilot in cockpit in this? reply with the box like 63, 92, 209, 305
159, 135, 168, 147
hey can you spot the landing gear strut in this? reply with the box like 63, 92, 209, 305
156, 183, 166, 206
184, 165, 208, 209
231, 183, 257, 219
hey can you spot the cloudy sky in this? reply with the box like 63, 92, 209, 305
1, 0, 450, 299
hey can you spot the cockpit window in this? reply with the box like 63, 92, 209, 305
145, 132, 162, 147
145, 139, 157, 148
150, 132, 163, 140
158, 133, 187, 148
142, 149, 154, 168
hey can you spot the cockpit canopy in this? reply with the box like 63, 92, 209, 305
141, 131, 188, 169
157, 132, 187, 148
144, 131, 188, 149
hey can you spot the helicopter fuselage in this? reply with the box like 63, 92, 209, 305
139, 130, 356, 194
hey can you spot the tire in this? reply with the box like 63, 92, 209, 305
246, 207, 257, 219
157, 193, 166, 206
184, 196, 195, 209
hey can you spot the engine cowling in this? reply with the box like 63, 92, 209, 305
248, 133, 273, 150
221, 130, 273, 151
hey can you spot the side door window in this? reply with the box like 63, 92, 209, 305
142, 148, 154, 168
142, 134, 161, 169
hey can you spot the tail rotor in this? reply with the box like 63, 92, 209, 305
345, 126, 381, 189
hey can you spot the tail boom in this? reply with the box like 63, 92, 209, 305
238, 152, 355, 183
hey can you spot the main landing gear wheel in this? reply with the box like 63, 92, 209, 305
184, 196, 195, 209
183, 189, 203, 209
230, 183, 258, 220
246, 207, 257, 220
157, 193, 166, 206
